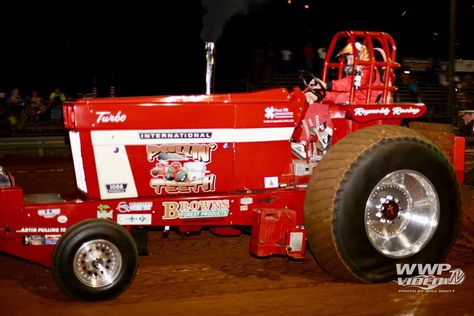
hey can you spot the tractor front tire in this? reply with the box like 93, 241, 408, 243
52, 219, 138, 300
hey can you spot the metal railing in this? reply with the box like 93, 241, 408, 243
0, 136, 70, 158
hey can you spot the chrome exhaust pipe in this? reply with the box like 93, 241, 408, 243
205, 42, 215, 95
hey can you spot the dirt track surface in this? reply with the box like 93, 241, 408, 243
1, 157, 473, 316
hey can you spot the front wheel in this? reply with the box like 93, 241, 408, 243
52, 219, 138, 300
304, 125, 461, 282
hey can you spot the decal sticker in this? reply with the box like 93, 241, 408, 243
295, 103, 333, 163
37, 208, 61, 219
95, 111, 127, 124
289, 232, 304, 252
147, 144, 217, 194
106, 183, 128, 193
23, 234, 61, 246
97, 204, 113, 219
139, 132, 213, 140
348, 105, 424, 122
23, 235, 45, 246
264, 177, 279, 189
16, 227, 66, 233
57, 215, 68, 224
117, 201, 153, 212
353, 107, 391, 116
117, 214, 152, 225
264, 106, 294, 123
162, 199, 230, 220
240, 197, 253, 205
147, 144, 216, 163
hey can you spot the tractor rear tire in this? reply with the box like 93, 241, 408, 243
52, 219, 138, 300
304, 125, 461, 282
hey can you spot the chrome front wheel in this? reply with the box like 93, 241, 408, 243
73, 239, 123, 288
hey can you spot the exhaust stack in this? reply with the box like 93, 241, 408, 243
205, 42, 215, 95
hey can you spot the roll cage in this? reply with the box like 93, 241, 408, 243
322, 31, 401, 104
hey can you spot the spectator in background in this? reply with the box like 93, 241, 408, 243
265, 41, 277, 83
407, 78, 421, 103
6, 88, 24, 129
316, 46, 327, 75
49, 86, 66, 107
280, 46, 292, 73
17, 90, 45, 130
303, 42, 314, 72
461, 74, 474, 90
7, 88, 23, 113
49, 86, 66, 120
400, 69, 422, 103
26, 90, 45, 118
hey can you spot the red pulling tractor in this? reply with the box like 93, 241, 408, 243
0, 31, 465, 300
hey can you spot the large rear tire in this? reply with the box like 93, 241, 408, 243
304, 125, 461, 282
52, 219, 138, 300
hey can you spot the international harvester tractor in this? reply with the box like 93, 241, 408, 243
0, 31, 465, 300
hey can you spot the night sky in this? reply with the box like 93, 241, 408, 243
1, 0, 473, 98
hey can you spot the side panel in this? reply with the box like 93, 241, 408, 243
89, 129, 235, 198
233, 97, 299, 191
234, 141, 293, 190
69, 131, 87, 194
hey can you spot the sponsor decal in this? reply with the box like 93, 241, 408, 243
57, 215, 68, 224
289, 232, 304, 252
106, 183, 128, 193
147, 144, 216, 163
354, 107, 391, 116
37, 208, 61, 219
353, 107, 421, 117
95, 111, 127, 124
97, 204, 113, 219
151, 175, 216, 194
148, 144, 217, 194
264, 106, 294, 123
392, 107, 422, 115
240, 197, 252, 211
23, 234, 61, 246
117, 214, 152, 225
162, 199, 230, 220
395, 263, 465, 292
117, 201, 153, 213
264, 176, 279, 189
240, 197, 253, 205
16, 227, 66, 233
139, 132, 213, 139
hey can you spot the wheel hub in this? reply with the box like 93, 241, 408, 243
364, 170, 440, 258
73, 239, 122, 288
379, 197, 400, 221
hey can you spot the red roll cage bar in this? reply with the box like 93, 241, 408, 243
321, 31, 401, 104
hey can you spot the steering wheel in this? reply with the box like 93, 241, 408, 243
299, 70, 327, 100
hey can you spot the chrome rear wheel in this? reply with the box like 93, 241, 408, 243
365, 170, 439, 258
